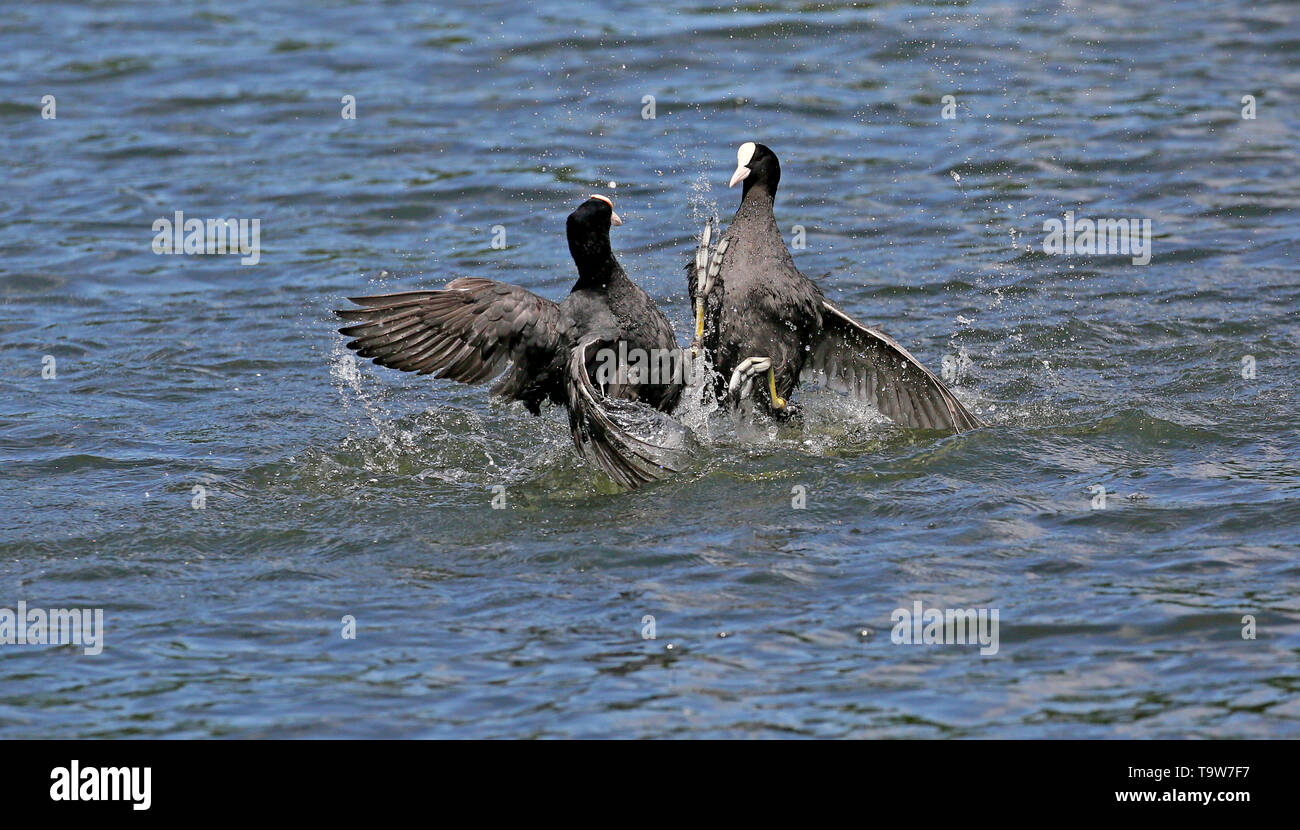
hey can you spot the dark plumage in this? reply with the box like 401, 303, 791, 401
689, 142, 981, 432
337, 196, 690, 487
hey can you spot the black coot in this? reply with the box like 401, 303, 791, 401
689, 142, 981, 433
337, 195, 692, 487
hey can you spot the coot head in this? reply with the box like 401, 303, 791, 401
567, 194, 622, 274
728, 142, 781, 196
567, 194, 622, 234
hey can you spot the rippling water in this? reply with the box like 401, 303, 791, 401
1, 0, 1297, 738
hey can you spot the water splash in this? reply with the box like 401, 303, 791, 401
329, 341, 420, 470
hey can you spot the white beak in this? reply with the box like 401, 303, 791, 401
610, 211, 623, 226
728, 165, 750, 188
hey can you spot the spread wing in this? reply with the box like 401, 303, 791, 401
565, 336, 695, 489
802, 300, 982, 433
335, 277, 562, 389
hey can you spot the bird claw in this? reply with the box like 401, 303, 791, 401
693, 220, 729, 344
694, 219, 727, 297
694, 219, 712, 294
704, 237, 727, 297
726, 356, 787, 411
727, 356, 772, 404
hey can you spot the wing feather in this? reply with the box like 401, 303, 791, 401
565, 337, 695, 489
801, 300, 982, 433
335, 278, 562, 393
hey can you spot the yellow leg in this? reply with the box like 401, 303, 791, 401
767, 367, 786, 410
691, 298, 705, 357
